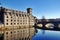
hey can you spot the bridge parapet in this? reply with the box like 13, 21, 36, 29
38, 19, 60, 23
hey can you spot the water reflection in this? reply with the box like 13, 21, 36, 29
33, 29, 60, 40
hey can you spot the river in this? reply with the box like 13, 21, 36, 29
32, 29, 60, 40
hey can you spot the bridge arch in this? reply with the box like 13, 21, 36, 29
58, 24, 60, 28
37, 24, 43, 27
45, 23, 54, 29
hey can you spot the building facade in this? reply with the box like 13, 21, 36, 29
0, 7, 36, 40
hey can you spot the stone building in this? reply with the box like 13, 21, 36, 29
0, 7, 36, 40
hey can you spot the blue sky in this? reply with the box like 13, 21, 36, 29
0, 0, 60, 19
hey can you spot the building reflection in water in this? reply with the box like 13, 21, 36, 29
3, 27, 35, 40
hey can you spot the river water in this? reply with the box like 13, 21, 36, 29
32, 29, 60, 40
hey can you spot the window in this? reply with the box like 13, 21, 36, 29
6, 23, 8, 25
22, 14, 24, 17
17, 20, 19, 22
9, 12, 11, 16
11, 16, 12, 18
11, 20, 12, 21
17, 31, 19, 32
25, 15, 26, 17
6, 9, 8, 11
14, 14, 15, 16
7, 16, 8, 18
14, 20, 16, 22
5, 13, 7, 15
11, 23, 12, 25
14, 23, 16, 25
10, 32, 12, 34
19, 14, 21, 16
6, 32, 8, 34
17, 23, 19, 24
7, 20, 8, 21
20, 23, 22, 24
16, 13, 18, 16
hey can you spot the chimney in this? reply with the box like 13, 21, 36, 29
27, 8, 32, 15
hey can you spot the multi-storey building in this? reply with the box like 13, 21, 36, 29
0, 6, 36, 40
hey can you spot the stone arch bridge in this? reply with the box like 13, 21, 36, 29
33, 19, 60, 31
